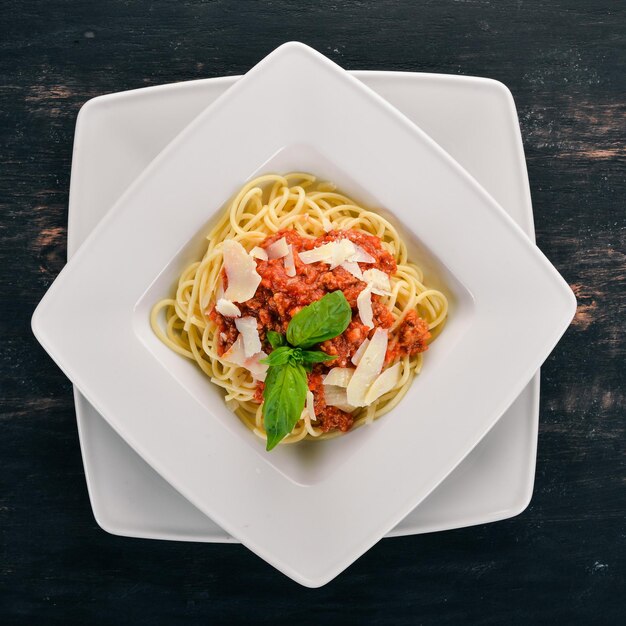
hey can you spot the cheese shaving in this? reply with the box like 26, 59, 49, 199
340, 260, 363, 280
348, 244, 376, 264
363, 268, 391, 295
298, 239, 357, 268
323, 367, 355, 388
266, 237, 289, 259
215, 298, 241, 318
235, 316, 262, 357
351, 337, 370, 366
222, 240, 261, 303
284, 244, 296, 277
323, 385, 357, 413
222, 335, 268, 381
346, 328, 388, 407
250, 246, 268, 261
330, 239, 357, 269
364, 362, 402, 404
357, 284, 374, 328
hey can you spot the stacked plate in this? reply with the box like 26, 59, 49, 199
33, 43, 575, 586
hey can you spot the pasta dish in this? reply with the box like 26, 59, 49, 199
151, 173, 447, 450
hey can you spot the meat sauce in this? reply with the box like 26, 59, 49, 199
210, 229, 430, 433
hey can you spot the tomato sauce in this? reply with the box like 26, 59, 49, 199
209, 228, 430, 433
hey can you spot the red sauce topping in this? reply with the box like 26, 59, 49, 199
209, 229, 430, 433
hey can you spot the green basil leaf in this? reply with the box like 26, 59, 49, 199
266, 330, 286, 349
301, 350, 337, 364
286, 291, 352, 349
260, 346, 293, 366
263, 361, 308, 451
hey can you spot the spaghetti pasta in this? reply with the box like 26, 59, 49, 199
151, 173, 448, 446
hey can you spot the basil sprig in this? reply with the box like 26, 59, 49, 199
261, 291, 351, 451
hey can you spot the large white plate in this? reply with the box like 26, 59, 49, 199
33, 42, 575, 586
69, 71, 541, 542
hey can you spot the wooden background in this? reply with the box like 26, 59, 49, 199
1, 1, 624, 623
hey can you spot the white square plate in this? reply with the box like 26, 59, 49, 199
33, 43, 575, 586
70, 71, 540, 542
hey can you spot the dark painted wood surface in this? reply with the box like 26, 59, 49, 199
1, 1, 624, 623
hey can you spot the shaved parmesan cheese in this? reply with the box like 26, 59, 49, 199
363, 268, 391, 295
215, 298, 241, 318
297, 241, 337, 265
221, 336, 249, 367
330, 239, 357, 269
364, 362, 402, 404
306, 390, 316, 421
266, 237, 289, 260
351, 337, 370, 366
323, 385, 357, 413
323, 367, 355, 388
235, 316, 261, 358
346, 328, 388, 407
298, 239, 356, 268
222, 336, 268, 381
341, 260, 363, 280
222, 336, 245, 365
222, 335, 246, 367
250, 246, 268, 261
357, 284, 374, 328
321, 216, 333, 232
348, 244, 376, 264
222, 240, 261, 303
245, 353, 269, 382
284, 244, 296, 277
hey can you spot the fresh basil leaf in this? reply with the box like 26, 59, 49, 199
266, 330, 286, 349
263, 361, 308, 451
286, 291, 352, 349
301, 350, 337, 364
260, 346, 293, 366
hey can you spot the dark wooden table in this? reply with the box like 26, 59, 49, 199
2, 1, 624, 623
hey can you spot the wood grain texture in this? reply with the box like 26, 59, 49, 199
1, 0, 624, 623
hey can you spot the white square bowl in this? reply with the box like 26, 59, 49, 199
69, 70, 541, 542
33, 42, 575, 586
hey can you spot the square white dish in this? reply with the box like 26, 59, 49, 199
33, 42, 575, 586
69, 70, 541, 542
